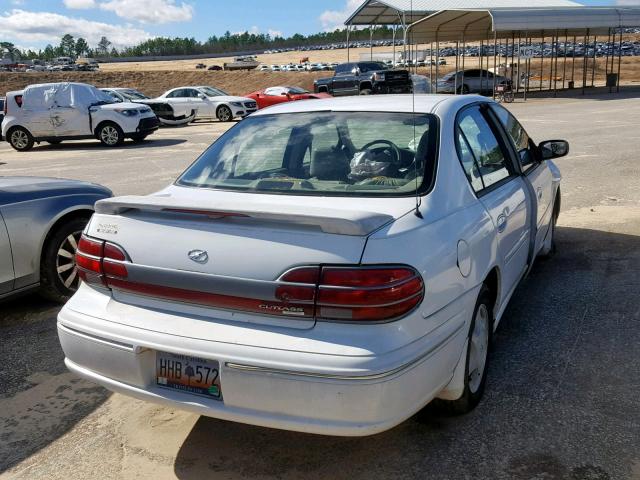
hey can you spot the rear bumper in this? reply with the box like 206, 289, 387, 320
57, 294, 469, 436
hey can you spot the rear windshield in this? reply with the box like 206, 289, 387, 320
177, 111, 438, 196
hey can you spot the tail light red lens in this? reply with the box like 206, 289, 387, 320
279, 265, 424, 322
316, 267, 423, 322
14, 95, 23, 108
76, 234, 422, 323
75, 234, 129, 286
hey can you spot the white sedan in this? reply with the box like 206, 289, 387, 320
58, 95, 566, 436
155, 86, 257, 122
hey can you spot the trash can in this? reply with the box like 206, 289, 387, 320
606, 73, 618, 87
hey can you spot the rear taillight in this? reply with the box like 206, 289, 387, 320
76, 234, 423, 323
14, 95, 23, 108
76, 234, 129, 287
3, 100, 6, 115
279, 266, 424, 322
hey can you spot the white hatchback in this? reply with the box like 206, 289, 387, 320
58, 95, 566, 436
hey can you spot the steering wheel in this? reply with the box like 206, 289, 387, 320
359, 140, 401, 165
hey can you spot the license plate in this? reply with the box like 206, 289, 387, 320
156, 351, 222, 400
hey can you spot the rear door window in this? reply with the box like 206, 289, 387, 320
456, 105, 512, 190
167, 89, 186, 98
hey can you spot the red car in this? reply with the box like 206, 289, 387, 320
245, 86, 331, 109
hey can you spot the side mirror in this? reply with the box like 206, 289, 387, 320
198, 93, 206, 99
538, 140, 569, 160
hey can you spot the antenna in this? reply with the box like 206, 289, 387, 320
412, 0, 423, 219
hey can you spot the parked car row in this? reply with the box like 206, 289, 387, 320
0, 82, 264, 151
258, 62, 339, 72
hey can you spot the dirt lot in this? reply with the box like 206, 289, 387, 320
0, 93, 639, 479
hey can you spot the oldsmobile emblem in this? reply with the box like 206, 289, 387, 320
188, 249, 209, 264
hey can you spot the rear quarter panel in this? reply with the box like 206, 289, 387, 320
362, 98, 500, 370
1, 193, 105, 288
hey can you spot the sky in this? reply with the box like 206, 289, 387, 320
0, 0, 634, 51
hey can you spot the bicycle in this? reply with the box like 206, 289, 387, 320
495, 83, 515, 103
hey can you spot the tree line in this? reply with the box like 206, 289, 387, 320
3, 27, 396, 62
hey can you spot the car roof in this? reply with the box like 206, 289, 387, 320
251, 94, 486, 116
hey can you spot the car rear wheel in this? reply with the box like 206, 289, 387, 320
97, 122, 124, 147
432, 285, 492, 415
216, 105, 233, 122
39, 217, 89, 303
8, 127, 34, 152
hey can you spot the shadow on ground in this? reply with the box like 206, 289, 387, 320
0, 293, 111, 473
28, 138, 187, 152
172, 226, 639, 480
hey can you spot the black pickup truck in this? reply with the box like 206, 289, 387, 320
313, 62, 412, 96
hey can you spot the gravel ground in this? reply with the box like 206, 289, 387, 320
0, 93, 639, 480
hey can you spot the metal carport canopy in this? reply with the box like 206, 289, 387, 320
345, 0, 580, 26
406, 7, 640, 42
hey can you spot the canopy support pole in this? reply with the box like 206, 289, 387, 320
370, 25, 374, 61
582, 30, 590, 95
552, 32, 558, 96
591, 34, 597, 87
430, 42, 434, 84
562, 31, 568, 90
516, 32, 522, 95
461, 35, 466, 94
346, 25, 351, 62
540, 31, 545, 92
493, 31, 498, 100
435, 32, 440, 94
455, 40, 460, 95
392, 25, 397, 65
616, 28, 622, 93
572, 35, 577, 87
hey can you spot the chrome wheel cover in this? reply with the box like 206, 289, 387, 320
218, 107, 231, 122
100, 125, 119, 145
468, 304, 490, 394
11, 130, 29, 149
56, 231, 81, 290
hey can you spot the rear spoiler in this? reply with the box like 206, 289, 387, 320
95, 195, 396, 236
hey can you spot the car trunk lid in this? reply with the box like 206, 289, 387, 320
85, 186, 414, 330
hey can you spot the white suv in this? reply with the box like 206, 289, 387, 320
2, 82, 160, 151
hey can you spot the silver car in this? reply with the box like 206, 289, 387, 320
435, 69, 511, 94
1, 177, 111, 302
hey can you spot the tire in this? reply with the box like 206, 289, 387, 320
8, 126, 34, 152
432, 285, 493, 415
216, 105, 233, 122
97, 122, 124, 147
359, 89, 372, 95
503, 91, 515, 103
131, 134, 148, 143
39, 217, 89, 303
46, 140, 62, 145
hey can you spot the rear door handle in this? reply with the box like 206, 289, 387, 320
497, 214, 508, 233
